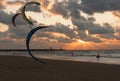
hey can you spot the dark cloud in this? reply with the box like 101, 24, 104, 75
7, 1, 24, 4
37, 31, 50, 38
67, 0, 81, 19
37, 23, 77, 39
50, 0, 81, 19
72, 17, 114, 34
72, 17, 87, 30
51, 23, 77, 39
0, 39, 26, 49
0, 28, 9, 38
80, 0, 120, 14
57, 37, 73, 43
0, 1, 40, 26
78, 30, 87, 39
9, 25, 30, 39
88, 17, 96, 22
46, 0, 116, 43
36, 24, 77, 43
88, 23, 114, 34
0, 10, 13, 24
50, 2, 69, 18
113, 28, 120, 40
0, 9, 27, 25
51, 0, 120, 16
78, 30, 102, 43
71, 16, 114, 43
83, 36, 102, 43
0, 9, 38, 26
99, 34, 115, 39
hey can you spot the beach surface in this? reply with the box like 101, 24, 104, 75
0, 55, 120, 81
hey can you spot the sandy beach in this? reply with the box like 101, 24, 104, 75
0, 55, 120, 81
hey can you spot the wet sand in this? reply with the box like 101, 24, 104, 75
0, 55, 120, 81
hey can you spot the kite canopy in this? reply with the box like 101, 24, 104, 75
26, 26, 48, 62
21, 1, 41, 25
12, 13, 21, 27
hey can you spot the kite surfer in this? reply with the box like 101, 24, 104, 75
96, 54, 100, 60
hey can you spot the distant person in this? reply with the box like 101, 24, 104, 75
96, 54, 100, 60
71, 51, 74, 56
13, 52, 15, 55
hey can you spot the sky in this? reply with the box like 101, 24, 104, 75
0, 0, 120, 50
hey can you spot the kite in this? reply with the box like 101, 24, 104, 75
26, 26, 47, 63
12, 13, 21, 27
12, 1, 49, 63
21, 1, 41, 25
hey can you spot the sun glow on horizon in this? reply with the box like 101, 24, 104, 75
77, 39, 86, 43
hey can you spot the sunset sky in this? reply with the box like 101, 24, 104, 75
0, 0, 120, 50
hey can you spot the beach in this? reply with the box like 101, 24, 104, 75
0, 55, 120, 81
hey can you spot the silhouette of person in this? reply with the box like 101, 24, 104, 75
96, 54, 100, 60
71, 52, 74, 56
71, 51, 74, 56
13, 52, 15, 55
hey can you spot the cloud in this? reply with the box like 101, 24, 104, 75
72, 17, 87, 30
49, 0, 81, 19
19, 2, 41, 12
72, 17, 114, 34
9, 24, 30, 39
83, 36, 102, 43
0, 0, 115, 44
35, 0, 51, 9
36, 23, 77, 43
112, 11, 120, 18
0, 10, 13, 24
80, 0, 120, 14
0, 9, 38, 26
0, 0, 7, 8
0, 38, 26, 49
7, 1, 24, 5
50, 23, 77, 39
50, 0, 120, 17
88, 23, 114, 34
57, 37, 73, 43
99, 34, 115, 39
71, 14, 114, 43
50, 2, 69, 18
77, 30, 102, 43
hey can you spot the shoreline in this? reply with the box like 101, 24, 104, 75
0, 55, 120, 81
1, 54, 120, 65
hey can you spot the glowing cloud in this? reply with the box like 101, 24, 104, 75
0, 23, 9, 32
0, 0, 7, 7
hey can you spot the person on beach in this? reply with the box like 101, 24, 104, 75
13, 52, 15, 55
96, 54, 100, 60
71, 51, 74, 56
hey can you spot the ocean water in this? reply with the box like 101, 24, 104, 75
0, 50, 120, 65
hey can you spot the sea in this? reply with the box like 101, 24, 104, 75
0, 50, 120, 65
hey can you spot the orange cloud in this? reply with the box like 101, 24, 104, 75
35, 0, 51, 9
0, 0, 6, 7
63, 38, 120, 50
112, 11, 120, 18
7, 1, 24, 6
